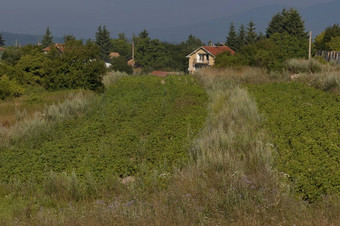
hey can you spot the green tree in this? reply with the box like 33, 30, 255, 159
135, 38, 166, 69
328, 36, 340, 51
111, 38, 131, 59
1, 47, 23, 66
63, 34, 77, 43
118, 32, 128, 41
266, 8, 306, 39
41, 27, 54, 48
95, 25, 113, 62
0, 34, 5, 46
138, 29, 149, 39
245, 20, 257, 45
314, 24, 340, 51
237, 24, 246, 50
226, 23, 238, 51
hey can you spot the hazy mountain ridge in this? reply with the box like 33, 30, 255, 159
0, 0, 339, 45
149, 0, 340, 42
0, 31, 63, 47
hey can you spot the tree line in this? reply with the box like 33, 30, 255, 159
221, 8, 340, 71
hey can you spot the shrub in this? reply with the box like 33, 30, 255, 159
0, 47, 23, 66
110, 56, 133, 75
286, 58, 322, 74
0, 75, 24, 100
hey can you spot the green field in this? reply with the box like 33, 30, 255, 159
0, 75, 207, 183
247, 82, 340, 201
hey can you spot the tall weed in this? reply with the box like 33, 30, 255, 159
0, 92, 92, 146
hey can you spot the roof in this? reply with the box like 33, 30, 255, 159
203, 46, 235, 56
150, 71, 168, 77
43, 43, 65, 53
186, 45, 235, 58
109, 52, 120, 58
0, 47, 5, 51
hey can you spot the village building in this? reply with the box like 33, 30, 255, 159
109, 52, 120, 58
42, 43, 65, 54
186, 45, 235, 74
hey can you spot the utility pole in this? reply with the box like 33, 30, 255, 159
308, 31, 312, 61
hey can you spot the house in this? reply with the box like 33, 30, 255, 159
186, 45, 235, 74
109, 52, 120, 58
42, 43, 65, 54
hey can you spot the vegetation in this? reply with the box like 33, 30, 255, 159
220, 8, 309, 72
0, 75, 207, 183
0, 37, 106, 100
226, 23, 238, 51
110, 56, 133, 74
247, 83, 339, 202
314, 24, 340, 51
266, 8, 307, 39
0, 69, 338, 224
0, 34, 5, 46
95, 26, 113, 62
41, 27, 54, 48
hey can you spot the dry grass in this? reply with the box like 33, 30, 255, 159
0, 88, 92, 127
0, 91, 93, 146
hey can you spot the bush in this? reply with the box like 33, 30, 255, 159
0, 75, 24, 100
286, 58, 322, 74
110, 56, 133, 75
0, 47, 23, 66
214, 52, 246, 68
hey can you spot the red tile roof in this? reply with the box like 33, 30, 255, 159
151, 71, 168, 77
0, 47, 5, 51
43, 43, 65, 53
203, 46, 235, 56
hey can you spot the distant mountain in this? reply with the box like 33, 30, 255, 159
150, 0, 340, 43
0, 31, 63, 46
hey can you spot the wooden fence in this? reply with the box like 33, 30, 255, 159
317, 51, 340, 64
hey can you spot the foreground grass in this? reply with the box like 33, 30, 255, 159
0, 70, 339, 225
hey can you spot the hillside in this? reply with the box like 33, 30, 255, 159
0, 31, 63, 46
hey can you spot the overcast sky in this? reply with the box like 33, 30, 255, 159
0, 0, 333, 38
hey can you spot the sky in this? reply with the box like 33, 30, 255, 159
0, 0, 333, 39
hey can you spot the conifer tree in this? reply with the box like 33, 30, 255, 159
0, 34, 5, 46
266, 8, 306, 39
95, 25, 113, 61
237, 24, 246, 50
41, 27, 54, 48
226, 23, 238, 51
245, 20, 257, 45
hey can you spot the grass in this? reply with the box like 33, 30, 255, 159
0, 86, 92, 127
0, 69, 339, 225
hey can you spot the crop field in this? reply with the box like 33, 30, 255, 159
247, 82, 340, 201
0, 75, 207, 183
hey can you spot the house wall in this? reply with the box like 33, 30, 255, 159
188, 49, 215, 74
